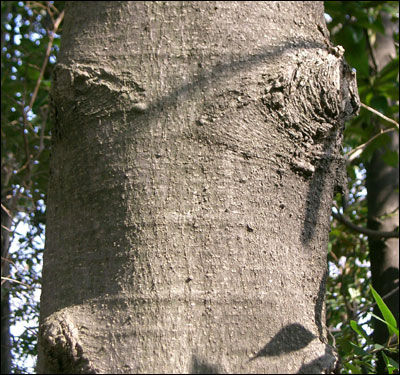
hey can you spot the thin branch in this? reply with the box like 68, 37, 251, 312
346, 127, 397, 163
360, 102, 399, 129
1, 225, 13, 232
364, 28, 379, 74
357, 285, 399, 316
345, 102, 398, 163
21, 106, 32, 175
33, 105, 49, 160
332, 210, 399, 239
1, 276, 32, 288
1, 257, 15, 265
27, 9, 64, 111
1, 203, 12, 218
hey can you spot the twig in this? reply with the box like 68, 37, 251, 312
27, 9, 64, 111
331, 210, 399, 239
1, 203, 12, 218
360, 102, 399, 129
364, 29, 379, 74
345, 102, 398, 163
357, 285, 399, 316
346, 127, 397, 163
1, 257, 15, 265
1, 276, 32, 288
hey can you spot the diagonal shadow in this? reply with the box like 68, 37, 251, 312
314, 269, 328, 341
300, 131, 338, 246
296, 345, 337, 374
249, 322, 337, 373
140, 39, 326, 118
58, 38, 327, 130
47, 37, 331, 314
249, 323, 316, 361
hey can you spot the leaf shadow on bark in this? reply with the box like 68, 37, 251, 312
300, 132, 338, 247
47, 38, 331, 312
248, 320, 336, 373
296, 345, 337, 374
314, 269, 328, 341
189, 324, 327, 374
124, 39, 327, 129
46, 39, 343, 374
189, 270, 332, 374
249, 323, 317, 361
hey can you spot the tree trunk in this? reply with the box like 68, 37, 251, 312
38, 2, 359, 373
1, 178, 13, 375
0, 295, 11, 375
366, 11, 399, 373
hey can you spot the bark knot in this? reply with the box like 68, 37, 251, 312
51, 63, 147, 123
40, 311, 96, 374
260, 47, 360, 142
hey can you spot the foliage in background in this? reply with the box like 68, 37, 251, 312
325, 1, 399, 373
1, 1, 64, 373
0, 1, 398, 373
348, 285, 399, 374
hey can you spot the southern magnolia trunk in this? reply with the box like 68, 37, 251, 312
38, 2, 359, 373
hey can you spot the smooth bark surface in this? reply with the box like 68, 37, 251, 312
38, 2, 359, 373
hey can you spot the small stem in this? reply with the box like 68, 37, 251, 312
331, 209, 399, 239
360, 102, 399, 129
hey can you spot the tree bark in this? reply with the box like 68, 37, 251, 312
38, 2, 359, 373
366, 11, 399, 373
1, 178, 13, 375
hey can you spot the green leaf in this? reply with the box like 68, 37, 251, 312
382, 150, 399, 168
362, 132, 392, 163
350, 320, 371, 342
386, 355, 399, 371
375, 57, 399, 85
370, 284, 399, 337
382, 352, 399, 374
350, 341, 370, 356
370, 313, 399, 337
344, 361, 362, 374
370, 95, 389, 114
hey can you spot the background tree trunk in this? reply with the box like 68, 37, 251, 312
0, 287, 11, 375
2, 160, 14, 375
38, 2, 359, 373
366, 11, 399, 374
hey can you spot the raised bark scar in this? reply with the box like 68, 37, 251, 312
40, 311, 96, 374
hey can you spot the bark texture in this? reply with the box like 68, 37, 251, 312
38, 2, 359, 373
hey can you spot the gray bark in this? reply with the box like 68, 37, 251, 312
38, 2, 359, 373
